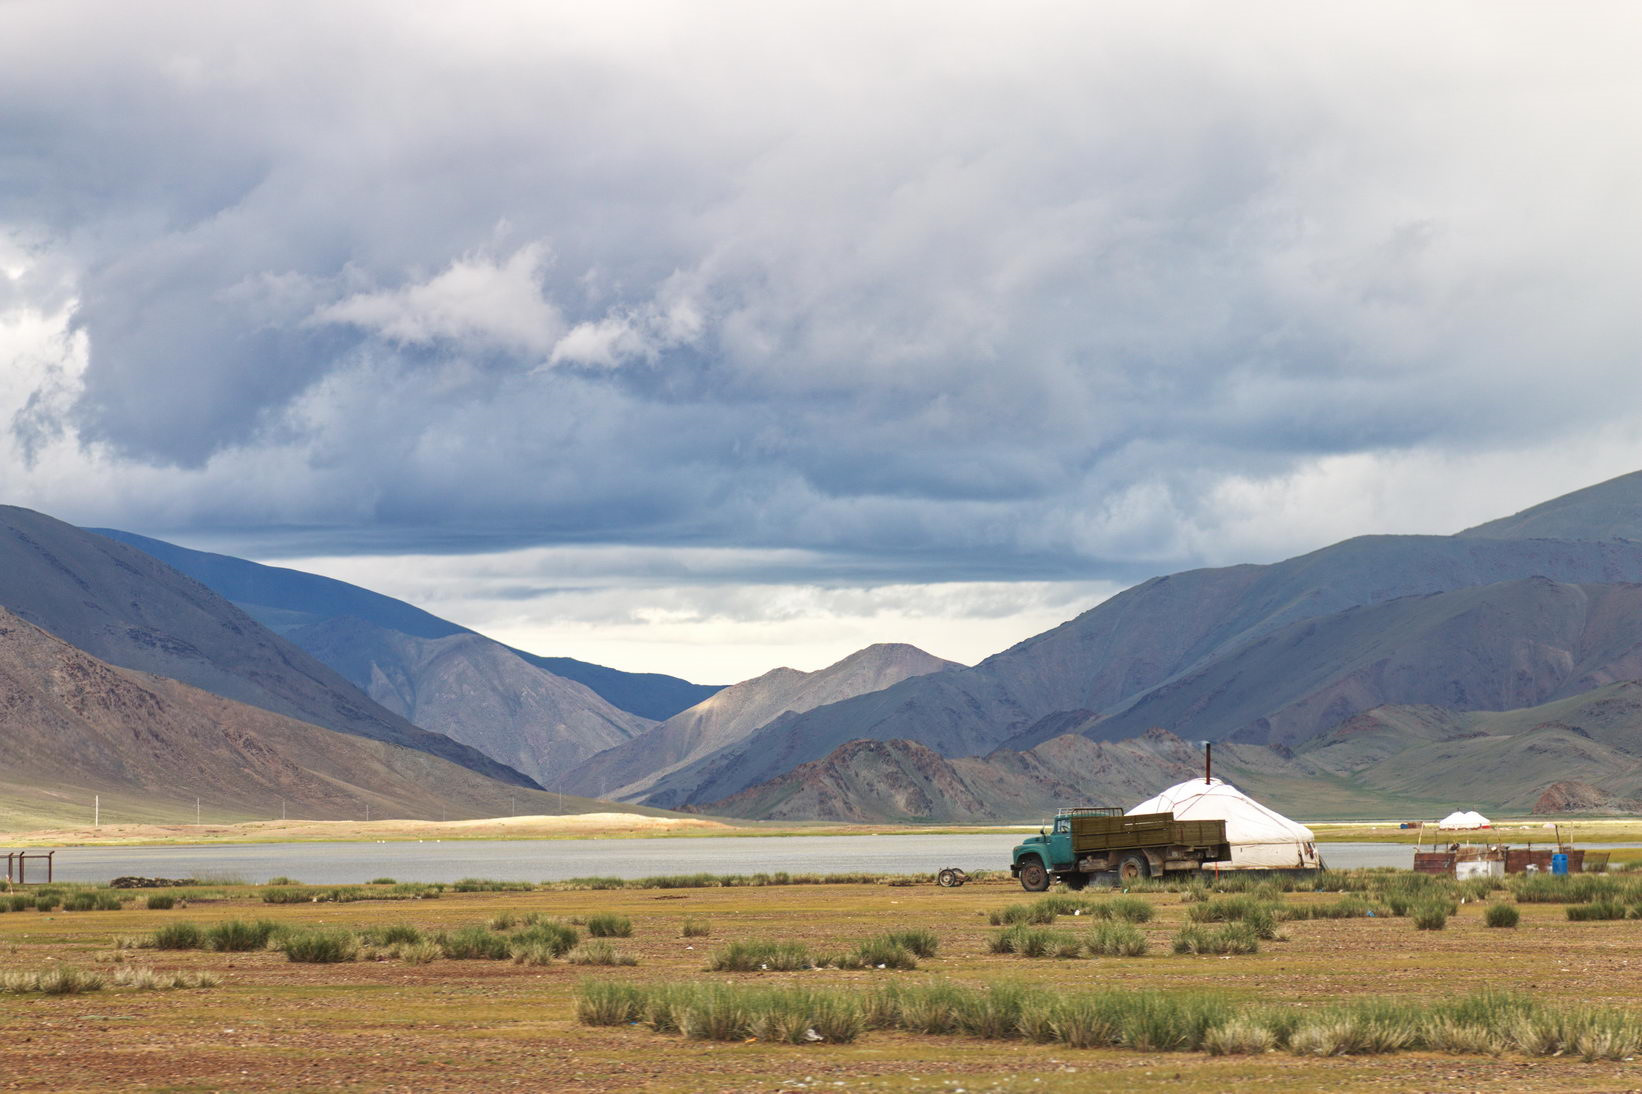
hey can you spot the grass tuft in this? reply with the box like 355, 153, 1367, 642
566, 940, 638, 966
150, 922, 206, 950
586, 913, 633, 938
280, 928, 359, 963
1172, 923, 1260, 955
1086, 922, 1149, 957
437, 926, 513, 960
1411, 903, 1448, 930
708, 940, 813, 972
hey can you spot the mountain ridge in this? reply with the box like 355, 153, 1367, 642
90, 528, 722, 721
0, 607, 641, 831
567, 643, 959, 803
287, 615, 656, 785
0, 506, 538, 789
647, 537, 1642, 807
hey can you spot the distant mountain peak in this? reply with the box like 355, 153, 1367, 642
559, 641, 960, 803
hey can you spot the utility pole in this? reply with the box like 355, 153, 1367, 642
281, 798, 286, 821
94, 795, 99, 828
195, 797, 200, 824
365, 803, 370, 822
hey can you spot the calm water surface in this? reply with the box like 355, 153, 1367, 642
41, 835, 1417, 884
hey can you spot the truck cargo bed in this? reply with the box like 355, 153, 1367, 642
1069, 811, 1227, 854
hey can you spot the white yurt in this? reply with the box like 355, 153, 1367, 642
1127, 778, 1321, 870
1437, 810, 1491, 830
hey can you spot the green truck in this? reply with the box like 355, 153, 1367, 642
1010, 807, 1231, 890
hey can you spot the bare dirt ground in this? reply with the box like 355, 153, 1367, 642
6, 878, 1642, 1092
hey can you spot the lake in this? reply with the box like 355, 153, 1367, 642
35, 835, 1417, 885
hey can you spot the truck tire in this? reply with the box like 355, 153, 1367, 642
1018, 858, 1050, 892
1115, 853, 1149, 884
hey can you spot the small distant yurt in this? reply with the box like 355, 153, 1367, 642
1437, 810, 1491, 830
1128, 778, 1320, 870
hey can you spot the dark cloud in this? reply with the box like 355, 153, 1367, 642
4, 3, 1642, 582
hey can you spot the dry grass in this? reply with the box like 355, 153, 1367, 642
7, 873, 1642, 1091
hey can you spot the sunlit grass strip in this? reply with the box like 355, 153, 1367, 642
576, 982, 1642, 1059
549, 870, 990, 890
987, 895, 1154, 927
260, 882, 443, 903
707, 940, 814, 971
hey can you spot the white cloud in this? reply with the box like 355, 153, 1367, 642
315, 243, 564, 355
3, 1, 1642, 663
258, 540, 1120, 680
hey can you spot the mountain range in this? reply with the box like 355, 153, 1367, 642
12, 469, 1642, 829
285, 615, 655, 785
0, 606, 627, 831
656, 471, 1642, 818
0, 506, 533, 790
561, 643, 960, 803
91, 529, 720, 721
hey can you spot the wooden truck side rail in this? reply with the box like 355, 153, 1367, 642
1068, 811, 1228, 854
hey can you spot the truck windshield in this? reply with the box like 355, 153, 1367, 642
1053, 817, 1070, 834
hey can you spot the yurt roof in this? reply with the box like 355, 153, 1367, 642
1127, 778, 1314, 844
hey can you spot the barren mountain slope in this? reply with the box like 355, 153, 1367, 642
1089, 577, 1642, 748
697, 730, 1400, 823
569, 643, 958, 802
1459, 470, 1642, 542
92, 528, 721, 720
287, 616, 654, 785
654, 534, 1642, 806
0, 507, 534, 788
0, 608, 638, 830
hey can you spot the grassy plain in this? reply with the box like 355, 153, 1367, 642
5, 874, 1642, 1092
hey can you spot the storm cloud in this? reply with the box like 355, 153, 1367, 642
4, 2, 1642, 674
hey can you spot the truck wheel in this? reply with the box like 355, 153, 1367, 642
1115, 853, 1149, 884
1018, 858, 1050, 892
937, 868, 960, 888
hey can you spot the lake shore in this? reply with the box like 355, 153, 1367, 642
13, 812, 1642, 851
1311, 819, 1642, 845
0, 813, 1028, 848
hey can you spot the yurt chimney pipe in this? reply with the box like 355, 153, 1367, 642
1201, 740, 1212, 785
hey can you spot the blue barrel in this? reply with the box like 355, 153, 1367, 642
1551, 853, 1569, 875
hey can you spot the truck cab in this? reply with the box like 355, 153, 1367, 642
1010, 807, 1119, 891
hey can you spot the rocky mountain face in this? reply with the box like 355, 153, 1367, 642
1077, 577, 1642, 748
566, 644, 958, 803
644, 483, 1642, 809
286, 615, 655, 786
92, 528, 722, 721
0, 507, 535, 789
0, 608, 611, 830
657, 473, 1642, 818
703, 682, 1642, 823
697, 730, 1307, 823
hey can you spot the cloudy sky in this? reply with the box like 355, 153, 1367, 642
4, 2, 1642, 681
